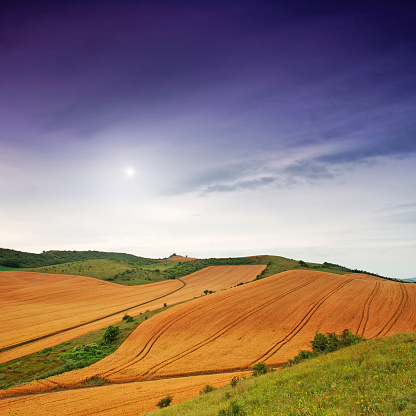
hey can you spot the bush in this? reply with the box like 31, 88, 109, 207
122, 314, 134, 323
218, 400, 245, 415
156, 395, 173, 408
252, 362, 268, 377
230, 376, 239, 388
289, 329, 365, 365
63, 343, 105, 362
310, 329, 364, 353
200, 384, 215, 394
102, 325, 120, 344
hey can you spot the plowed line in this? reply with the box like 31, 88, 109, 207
139, 276, 321, 378
250, 278, 353, 365
356, 281, 380, 336
0, 279, 186, 355
374, 283, 408, 338
99, 280, 261, 378
100, 274, 319, 379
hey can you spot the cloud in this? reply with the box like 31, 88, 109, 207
204, 176, 277, 194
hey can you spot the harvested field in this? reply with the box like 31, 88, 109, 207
0, 371, 248, 416
3, 270, 415, 404
167, 255, 196, 262
0, 265, 264, 364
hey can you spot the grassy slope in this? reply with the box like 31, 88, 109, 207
24, 259, 179, 285
2, 248, 393, 285
152, 333, 416, 416
0, 248, 157, 268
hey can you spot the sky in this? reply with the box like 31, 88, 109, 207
1, 0, 415, 278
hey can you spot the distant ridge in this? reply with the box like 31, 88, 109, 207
0, 248, 156, 269
0, 248, 404, 283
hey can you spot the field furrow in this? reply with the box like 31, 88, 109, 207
1, 269, 415, 416
0, 266, 264, 364
356, 281, 380, 336
251, 279, 354, 364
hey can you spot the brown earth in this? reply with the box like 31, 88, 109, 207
166, 255, 197, 262
0, 265, 265, 364
0, 371, 249, 416
3, 270, 415, 398
1, 270, 415, 415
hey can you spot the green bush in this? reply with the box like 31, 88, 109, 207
252, 362, 268, 377
289, 329, 365, 365
63, 343, 105, 362
156, 395, 173, 408
218, 400, 245, 415
200, 384, 215, 394
230, 376, 239, 388
102, 325, 120, 344
122, 314, 134, 323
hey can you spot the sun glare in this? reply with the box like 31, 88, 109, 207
124, 167, 135, 177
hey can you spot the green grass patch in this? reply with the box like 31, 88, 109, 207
152, 333, 416, 416
0, 265, 16, 271
0, 308, 165, 390
24, 259, 177, 286
0, 248, 158, 268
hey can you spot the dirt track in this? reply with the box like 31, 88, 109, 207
0, 265, 265, 364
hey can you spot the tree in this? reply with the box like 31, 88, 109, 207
102, 325, 120, 344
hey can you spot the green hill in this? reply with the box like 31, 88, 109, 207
153, 333, 416, 415
1, 248, 395, 286
25, 259, 180, 285
0, 248, 157, 268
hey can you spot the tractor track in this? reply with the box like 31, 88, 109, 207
137, 276, 322, 378
356, 281, 380, 337
0, 279, 187, 355
99, 274, 292, 378
250, 278, 353, 365
373, 283, 408, 338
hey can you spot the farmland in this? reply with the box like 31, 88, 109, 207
0, 261, 415, 415
0, 265, 265, 364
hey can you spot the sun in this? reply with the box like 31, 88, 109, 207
124, 167, 135, 177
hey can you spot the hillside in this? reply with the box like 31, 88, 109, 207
0, 265, 265, 364
2, 270, 415, 406
0, 248, 157, 268
152, 332, 416, 416
1, 248, 393, 286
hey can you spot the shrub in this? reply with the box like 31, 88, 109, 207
63, 343, 105, 362
230, 376, 239, 388
289, 329, 365, 365
218, 400, 245, 415
200, 384, 215, 394
102, 325, 120, 344
122, 314, 134, 323
156, 395, 173, 408
252, 362, 268, 376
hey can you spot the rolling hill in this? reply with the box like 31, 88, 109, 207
0, 265, 265, 364
2, 269, 415, 411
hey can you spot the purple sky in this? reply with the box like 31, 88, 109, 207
1, 1, 415, 278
